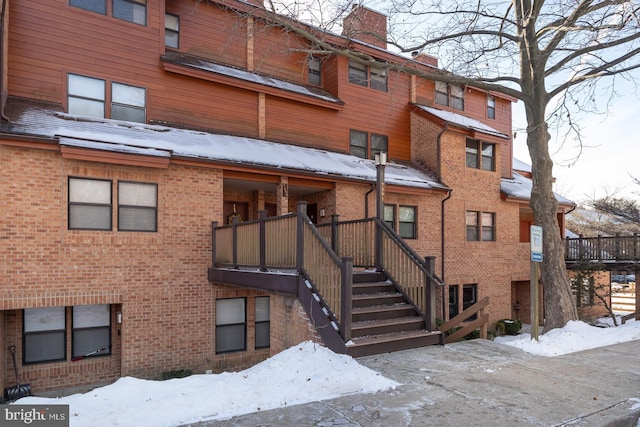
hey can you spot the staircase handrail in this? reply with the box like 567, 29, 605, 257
373, 217, 445, 287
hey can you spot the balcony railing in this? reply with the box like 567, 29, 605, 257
211, 202, 443, 340
565, 234, 640, 263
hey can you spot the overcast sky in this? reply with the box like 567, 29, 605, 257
512, 74, 640, 205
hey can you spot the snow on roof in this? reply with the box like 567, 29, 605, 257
415, 105, 509, 139
6, 107, 447, 191
163, 53, 342, 104
501, 171, 574, 206
513, 158, 532, 173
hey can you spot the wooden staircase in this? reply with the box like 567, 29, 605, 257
346, 271, 442, 357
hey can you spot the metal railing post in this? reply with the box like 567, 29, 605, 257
259, 210, 267, 271
211, 221, 218, 267
340, 257, 353, 341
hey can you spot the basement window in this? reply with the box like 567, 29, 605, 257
216, 298, 246, 354
23, 307, 66, 364
255, 296, 270, 349
72, 305, 111, 359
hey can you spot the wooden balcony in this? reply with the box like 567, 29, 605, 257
208, 202, 445, 356
565, 235, 640, 269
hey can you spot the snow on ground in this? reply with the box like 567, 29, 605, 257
13, 318, 640, 426
16, 341, 398, 427
495, 317, 640, 356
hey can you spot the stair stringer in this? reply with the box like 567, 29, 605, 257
296, 276, 348, 354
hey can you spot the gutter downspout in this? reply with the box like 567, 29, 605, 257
0, 0, 9, 121
364, 184, 375, 218
437, 124, 450, 321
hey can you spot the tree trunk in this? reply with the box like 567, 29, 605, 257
526, 117, 579, 331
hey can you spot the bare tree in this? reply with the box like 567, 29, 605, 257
262, 0, 640, 331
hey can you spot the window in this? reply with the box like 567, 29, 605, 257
69, 178, 112, 230
111, 82, 146, 122
348, 61, 368, 87
255, 297, 270, 349
348, 60, 387, 92
118, 181, 157, 232
70, 0, 146, 25
466, 211, 495, 241
70, 0, 106, 15
113, 0, 146, 25
24, 307, 66, 364
165, 13, 179, 48
216, 298, 246, 353
383, 204, 395, 230
435, 81, 464, 110
398, 206, 417, 239
448, 285, 459, 319
384, 204, 417, 239
68, 74, 146, 123
308, 57, 321, 85
487, 95, 496, 119
73, 305, 111, 359
463, 284, 477, 320
68, 74, 106, 119
349, 130, 388, 159
466, 139, 495, 171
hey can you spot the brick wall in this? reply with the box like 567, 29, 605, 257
1, 144, 322, 393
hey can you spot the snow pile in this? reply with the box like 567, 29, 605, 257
495, 319, 640, 356
17, 341, 398, 427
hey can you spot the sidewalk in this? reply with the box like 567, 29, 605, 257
188, 339, 640, 426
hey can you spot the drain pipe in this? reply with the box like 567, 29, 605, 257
364, 184, 375, 218
436, 124, 450, 321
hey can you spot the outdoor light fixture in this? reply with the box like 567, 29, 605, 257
374, 151, 387, 166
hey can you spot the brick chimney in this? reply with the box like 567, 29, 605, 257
342, 5, 387, 49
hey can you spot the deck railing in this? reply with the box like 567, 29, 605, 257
565, 234, 640, 263
212, 202, 443, 339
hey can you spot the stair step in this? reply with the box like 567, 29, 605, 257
352, 292, 405, 308
353, 282, 395, 294
347, 329, 443, 358
351, 316, 425, 337
352, 271, 387, 283
352, 303, 417, 322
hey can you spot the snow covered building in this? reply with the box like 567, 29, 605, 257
0, 0, 573, 394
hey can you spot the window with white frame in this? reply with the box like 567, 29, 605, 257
70, 0, 146, 25
216, 298, 246, 354
466, 139, 495, 171
118, 181, 157, 232
308, 57, 322, 85
435, 81, 464, 110
68, 177, 112, 230
348, 60, 387, 92
165, 13, 180, 49
255, 296, 270, 349
68, 73, 146, 123
23, 307, 66, 364
466, 211, 495, 241
73, 305, 111, 359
